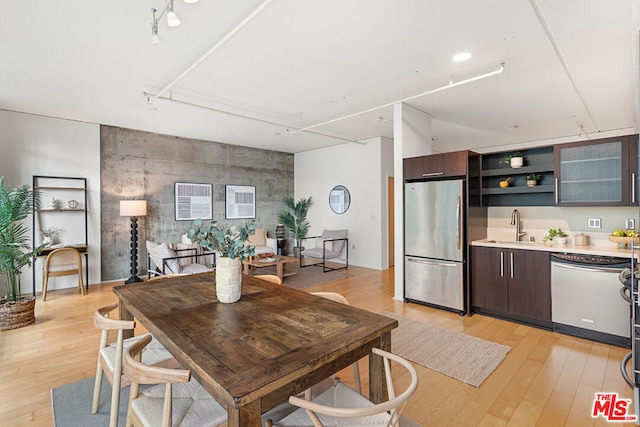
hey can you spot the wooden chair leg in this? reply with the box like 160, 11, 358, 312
42, 272, 49, 301
78, 271, 86, 295
92, 363, 103, 414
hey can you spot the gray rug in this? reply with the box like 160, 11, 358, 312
249, 261, 352, 290
51, 376, 130, 426
382, 311, 511, 387
52, 376, 423, 426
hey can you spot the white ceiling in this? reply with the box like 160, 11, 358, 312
1, 0, 638, 154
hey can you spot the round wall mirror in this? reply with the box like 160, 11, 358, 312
329, 185, 350, 214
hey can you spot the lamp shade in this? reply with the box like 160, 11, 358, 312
120, 200, 147, 217
167, 10, 181, 27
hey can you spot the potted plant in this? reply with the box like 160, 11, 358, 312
525, 173, 542, 187
41, 226, 62, 246
542, 228, 568, 244
0, 177, 44, 330
499, 151, 524, 168
278, 196, 313, 258
187, 219, 256, 303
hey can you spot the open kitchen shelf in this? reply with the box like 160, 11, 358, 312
480, 146, 555, 206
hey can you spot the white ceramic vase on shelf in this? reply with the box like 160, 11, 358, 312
510, 157, 523, 168
215, 257, 242, 303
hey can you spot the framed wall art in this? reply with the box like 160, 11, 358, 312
225, 185, 255, 219
174, 182, 213, 221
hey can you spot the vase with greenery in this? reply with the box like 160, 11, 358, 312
0, 177, 43, 330
278, 196, 313, 258
525, 173, 542, 187
187, 219, 255, 303
499, 151, 523, 168
542, 228, 568, 244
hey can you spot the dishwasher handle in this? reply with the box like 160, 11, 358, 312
551, 261, 627, 274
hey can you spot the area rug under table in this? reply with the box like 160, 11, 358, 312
251, 262, 353, 290
381, 311, 511, 387
51, 376, 130, 427
52, 376, 423, 426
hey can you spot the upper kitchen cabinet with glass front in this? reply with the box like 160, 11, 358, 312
554, 135, 639, 206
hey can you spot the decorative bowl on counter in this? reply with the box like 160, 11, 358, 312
608, 235, 640, 248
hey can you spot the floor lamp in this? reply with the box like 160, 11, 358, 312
120, 200, 147, 284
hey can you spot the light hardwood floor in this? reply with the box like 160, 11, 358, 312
0, 266, 635, 426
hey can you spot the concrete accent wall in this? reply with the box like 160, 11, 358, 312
100, 126, 293, 281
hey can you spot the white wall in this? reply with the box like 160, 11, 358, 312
393, 103, 432, 300
0, 110, 101, 295
295, 137, 392, 270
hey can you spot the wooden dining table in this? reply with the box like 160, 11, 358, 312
113, 272, 398, 427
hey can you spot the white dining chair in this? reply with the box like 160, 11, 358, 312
123, 333, 228, 427
92, 303, 176, 427
254, 274, 283, 285
266, 348, 419, 427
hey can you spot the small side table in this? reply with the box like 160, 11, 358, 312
276, 239, 287, 255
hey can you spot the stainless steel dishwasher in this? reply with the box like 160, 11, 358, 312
550, 253, 631, 347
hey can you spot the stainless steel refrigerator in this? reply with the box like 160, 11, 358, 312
404, 179, 465, 313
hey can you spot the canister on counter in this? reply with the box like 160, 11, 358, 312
574, 233, 589, 246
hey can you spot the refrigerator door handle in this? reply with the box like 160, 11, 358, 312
407, 258, 458, 268
456, 196, 461, 250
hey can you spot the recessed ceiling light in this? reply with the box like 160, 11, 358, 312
452, 52, 471, 62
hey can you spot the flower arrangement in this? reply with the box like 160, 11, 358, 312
187, 219, 256, 260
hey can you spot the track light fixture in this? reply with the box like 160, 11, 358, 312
150, 0, 199, 45
166, 0, 180, 27
151, 8, 162, 45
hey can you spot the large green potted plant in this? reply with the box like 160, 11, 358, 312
0, 177, 43, 330
278, 196, 313, 258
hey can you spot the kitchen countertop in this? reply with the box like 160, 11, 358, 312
471, 238, 637, 259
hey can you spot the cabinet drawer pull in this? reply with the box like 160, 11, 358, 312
422, 172, 445, 177
500, 251, 504, 277
555, 178, 559, 204
510, 252, 514, 278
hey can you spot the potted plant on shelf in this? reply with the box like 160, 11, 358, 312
0, 177, 44, 330
278, 196, 313, 259
525, 173, 542, 187
542, 228, 568, 245
187, 219, 255, 303
41, 226, 62, 247
499, 151, 524, 168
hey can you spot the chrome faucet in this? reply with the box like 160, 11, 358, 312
511, 209, 521, 242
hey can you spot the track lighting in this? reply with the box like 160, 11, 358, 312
166, 0, 180, 27
151, 8, 163, 45
150, 0, 199, 44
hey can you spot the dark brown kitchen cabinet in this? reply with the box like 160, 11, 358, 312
471, 246, 551, 328
404, 150, 470, 180
554, 134, 639, 206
